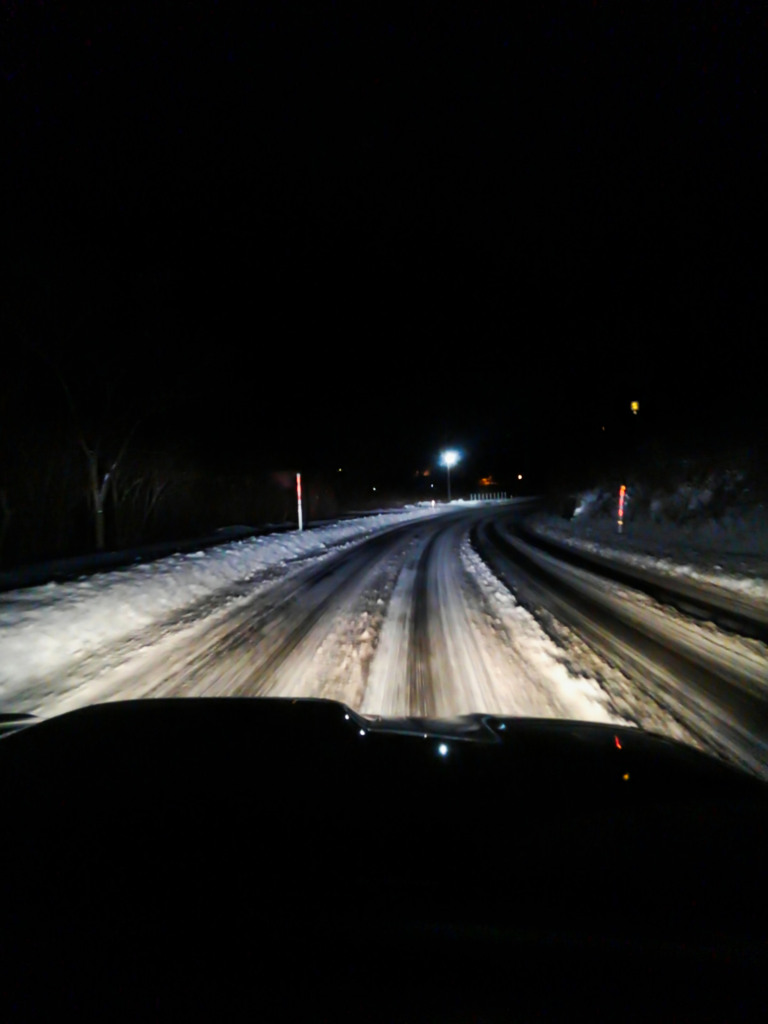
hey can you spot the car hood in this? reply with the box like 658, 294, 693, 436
2, 697, 767, 1019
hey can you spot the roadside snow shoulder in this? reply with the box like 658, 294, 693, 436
0, 508, 440, 698
526, 517, 768, 603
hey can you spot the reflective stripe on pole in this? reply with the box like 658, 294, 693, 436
618, 484, 626, 534
297, 472, 304, 531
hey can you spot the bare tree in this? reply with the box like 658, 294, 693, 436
112, 456, 172, 547
54, 371, 140, 551
81, 434, 134, 550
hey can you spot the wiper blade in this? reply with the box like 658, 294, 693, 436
0, 712, 37, 738
354, 710, 502, 744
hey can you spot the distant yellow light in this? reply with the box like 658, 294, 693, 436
622, 773, 630, 781
631, 401, 639, 415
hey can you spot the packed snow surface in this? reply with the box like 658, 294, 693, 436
0, 509, 439, 703
0, 505, 623, 732
1, 495, 765, 780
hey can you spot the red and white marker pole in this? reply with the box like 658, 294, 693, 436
618, 484, 626, 534
297, 472, 304, 531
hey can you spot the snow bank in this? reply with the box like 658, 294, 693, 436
532, 471, 768, 598
0, 508, 439, 698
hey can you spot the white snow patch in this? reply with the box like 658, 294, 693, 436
459, 540, 626, 725
0, 509, 441, 706
528, 516, 768, 602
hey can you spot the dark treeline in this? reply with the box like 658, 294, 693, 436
0, 426, 368, 569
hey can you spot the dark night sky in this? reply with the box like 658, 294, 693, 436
3, 2, 767, 494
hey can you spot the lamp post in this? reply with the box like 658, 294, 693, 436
440, 450, 460, 503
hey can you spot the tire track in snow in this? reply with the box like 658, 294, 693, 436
35, 523, 422, 713
473, 518, 768, 777
149, 525, 416, 699
363, 517, 503, 716
363, 513, 609, 719
406, 531, 440, 716
257, 532, 422, 704
30, 506, 647, 733
358, 531, 434, 716
419, 519, 504, 716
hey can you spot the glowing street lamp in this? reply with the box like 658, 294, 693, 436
440, 449, 460, 502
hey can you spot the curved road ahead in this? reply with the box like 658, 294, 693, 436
16, 503, 768, 777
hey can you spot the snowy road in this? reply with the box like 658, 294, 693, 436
2, 503, 766, 776
474, 516, 768, 776
0, 506, 621, 726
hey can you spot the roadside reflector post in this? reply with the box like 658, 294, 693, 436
618, 484, 626, 534
297, 472, 304, 531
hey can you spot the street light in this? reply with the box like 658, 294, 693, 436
440, 450, 460, 502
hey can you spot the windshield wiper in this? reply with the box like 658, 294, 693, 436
0, 712, 37, 738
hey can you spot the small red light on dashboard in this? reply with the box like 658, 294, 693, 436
614, 735, 622, 750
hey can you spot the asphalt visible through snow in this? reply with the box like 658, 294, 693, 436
472, 517, 768, 777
